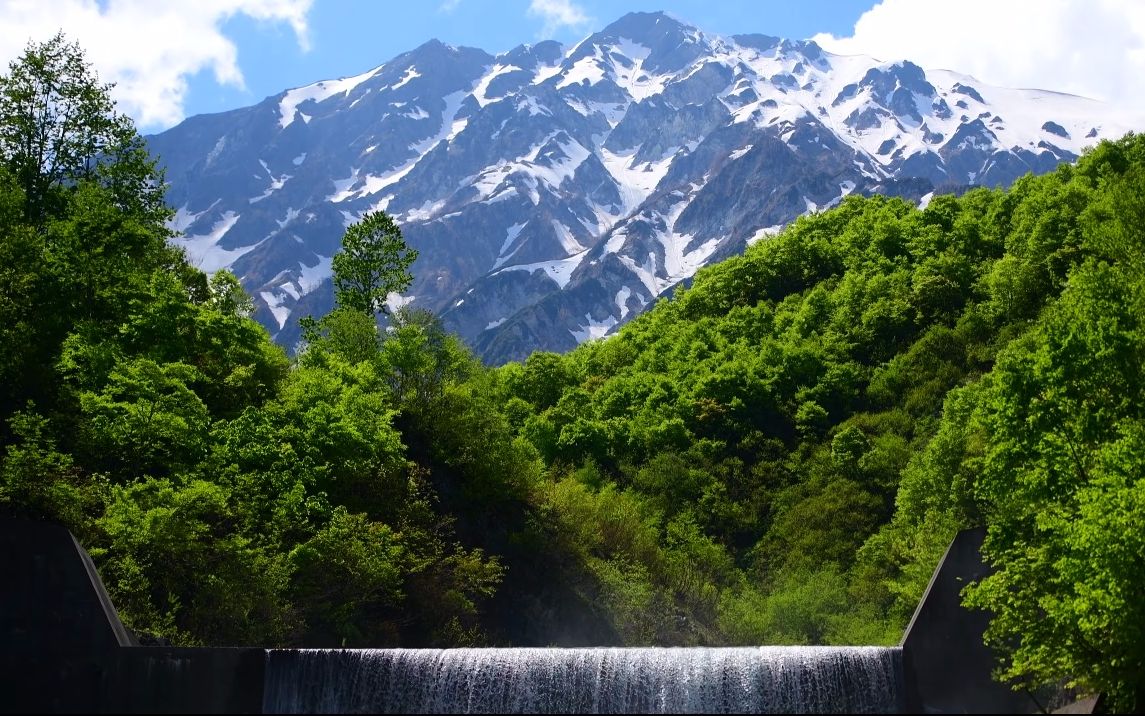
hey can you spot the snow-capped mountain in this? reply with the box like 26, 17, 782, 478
148, 11, 1137, 363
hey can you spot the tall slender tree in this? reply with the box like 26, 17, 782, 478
0, 33, 179, 420
332, 210, 418, 316
0, 32, 165, 226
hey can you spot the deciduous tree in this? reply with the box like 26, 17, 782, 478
0, 32, 166, 226
332, 210, 418, 316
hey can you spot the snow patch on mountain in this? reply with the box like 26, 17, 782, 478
297, 255, 333, 294
496, 250, 589, 289
473, 64, 518, 106
570, 312, 618, 342
171, 203, 210, 234
552, 220, 586, 254
328, 171, 360, 203
402, 199, 447, 223
600, 146, 675, 214
276, 207, 300, 229
728, 144, 753, 160
401, 106, 430, 120
657, 193, 722, 286
614, 285, 647, 319
279, 65, 383, 129
279, 282, 301, 300
329, 161, 420, 205
610, 38, 668, 101
558, 52, 607, 89
410, 90, 468, 155
250, 160, 291, 203
747, 224, 786, 246
173, 211, 257, 273
531, 136, 591, 189
260, 291, 291, 329
391, 65, 421, 90
385, 291, 415, 313
533, 60, 564, 85
618, 251, 661, 296
494, 222, 527, 268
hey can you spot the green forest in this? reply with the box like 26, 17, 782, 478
3, 35, 1144, 711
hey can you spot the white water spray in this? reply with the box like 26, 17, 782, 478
263, 646, 903, 714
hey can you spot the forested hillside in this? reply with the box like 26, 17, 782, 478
3, 35, 1143, 711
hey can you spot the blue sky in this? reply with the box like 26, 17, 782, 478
193, 1, 874, 121
2, 0, 1143, 132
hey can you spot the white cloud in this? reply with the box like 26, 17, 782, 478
527, 0, 591, 39
0, 0, 313, 131
813, 0, 1145, 112
438, 0, 463, 12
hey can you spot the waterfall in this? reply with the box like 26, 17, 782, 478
263, 646, 904, 714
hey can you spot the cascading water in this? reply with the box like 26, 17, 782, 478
263, 646, 904, 714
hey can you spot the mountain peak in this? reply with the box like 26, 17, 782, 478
731, 33, 782, 53
571, 10, 707, 75
498, 40, 563, 70
603, 10, 692, 33
408, 37, 488, 59
595, 11, 703, 49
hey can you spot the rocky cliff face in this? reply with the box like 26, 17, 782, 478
148, 11, 1134, 363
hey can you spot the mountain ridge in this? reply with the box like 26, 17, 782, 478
148, 10, 1137, 362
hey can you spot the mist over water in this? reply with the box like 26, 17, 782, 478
263, 646, 904, 714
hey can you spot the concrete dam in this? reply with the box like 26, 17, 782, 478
0, 519, 1086, 713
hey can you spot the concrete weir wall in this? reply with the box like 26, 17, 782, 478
1, 520, 133, 713
0, 518, 1092, 714
899, 527, 1046, 714
0, 520, 264, 714
101, 647, 266, 714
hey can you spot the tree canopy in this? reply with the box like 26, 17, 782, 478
0, 32, 165, 226
332, 210, 418, 315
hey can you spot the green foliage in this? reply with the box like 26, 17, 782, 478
77, 358, 209, 479
849, 134, 1145, 710
0, 407, 101, 534
378, 307, 473, 412
963, 253, 1145, 710
332, 210, 417, 316
0, 34, 183, 422
207, 270, 255, 318
719, 567, 852, 645
289, 507, 405, 645
301, 307, 382, 365
95, 476, 295, 645
0, 32, 166, 226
